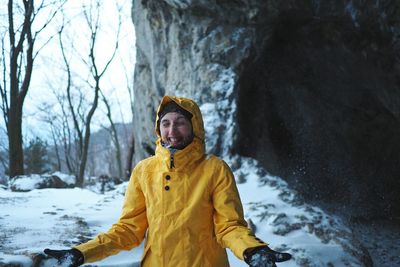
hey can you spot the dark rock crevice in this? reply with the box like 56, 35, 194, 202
235, 11, 400, 220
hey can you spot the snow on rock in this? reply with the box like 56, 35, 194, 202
198, 63, 238, 156
9, 174, 43, 191
52, 171, 76, 185
227, 156, 371, 266
9, 172, 75, 192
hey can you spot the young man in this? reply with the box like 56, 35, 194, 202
44, 96, 291, 267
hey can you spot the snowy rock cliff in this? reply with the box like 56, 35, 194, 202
131, 0, 400, 222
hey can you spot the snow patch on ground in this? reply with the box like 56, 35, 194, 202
0, 163, 369, 266
227, 156, 367, 266
0, 183, 141, 266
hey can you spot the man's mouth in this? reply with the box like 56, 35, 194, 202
168, 137, 181, 145
163, 134, 193, 149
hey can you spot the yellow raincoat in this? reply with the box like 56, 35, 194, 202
75, 96, 267, 266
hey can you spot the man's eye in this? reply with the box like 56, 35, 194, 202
161, 122, 170, 127
176, 120, 187, 126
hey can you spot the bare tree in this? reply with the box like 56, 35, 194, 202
120, 43, 135, 179
39, 86, 82, 175
100, 89, 123, 179
0, 0, 66, 177
57, 19, 80, 176
38, 99, 66, 172
57, 0, 121, 186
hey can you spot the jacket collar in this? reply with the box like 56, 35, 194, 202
155, 137, 205, 171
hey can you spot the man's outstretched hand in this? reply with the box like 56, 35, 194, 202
43, 248, 84, 267
244, 246, 292, 267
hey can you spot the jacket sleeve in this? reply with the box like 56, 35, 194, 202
212, 160, 268, 260
74, 164, 148, 263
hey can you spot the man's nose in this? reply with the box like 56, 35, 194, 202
169, 124, 178, 134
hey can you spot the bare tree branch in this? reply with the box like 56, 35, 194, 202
17, 0, 34, 107
0, 35, 9, 128
99, 89, 123, 178
74, 0, 122, 186
33, 0, 67, 37
59, 21, 83, 157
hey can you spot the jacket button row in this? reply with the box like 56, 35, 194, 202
165, 185, 170, 191
165, 175, 171, 180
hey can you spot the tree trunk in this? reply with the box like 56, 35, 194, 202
8, 106, 24, 177
75, 79, 100, 187
125, 132, 135, 179
50, 126, 62, 171
6, 0, 34, 177
101, 91, 123, 179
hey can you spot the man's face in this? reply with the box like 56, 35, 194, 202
160, 112, 193, 149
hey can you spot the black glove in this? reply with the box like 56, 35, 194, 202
44, 248, 84, 267
244, 246, 292, 267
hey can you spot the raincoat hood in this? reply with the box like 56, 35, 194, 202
155, 96, 205, 148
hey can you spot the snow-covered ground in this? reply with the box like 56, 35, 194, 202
0, 157, 371, 267
0, 177, 142, 267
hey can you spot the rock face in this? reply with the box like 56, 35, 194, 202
131, 0, 400, 220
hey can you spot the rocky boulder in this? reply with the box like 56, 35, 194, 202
9, 173, 75, 192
